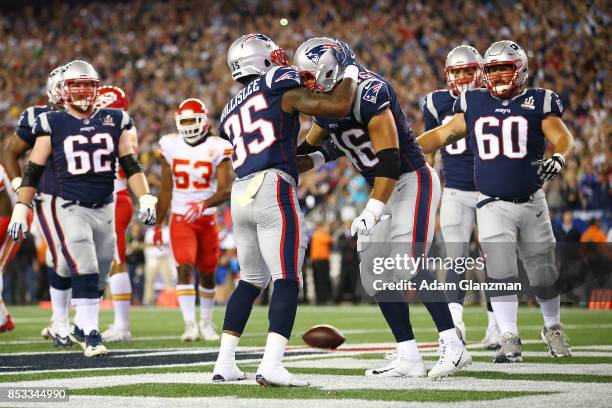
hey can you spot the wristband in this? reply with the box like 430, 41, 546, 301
552, 153, 566, 166
365, 198, 385, 220
11, 177, 22, 192
308, 151, 326, 170
344, 65, 359, 81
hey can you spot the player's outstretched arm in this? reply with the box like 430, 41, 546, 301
531, 116, 575, 182
417, 113, 468, 154
118, 129, 157, 225
296, 122, 331, 173
281, 73, 359, 117
2, 134, 31, 191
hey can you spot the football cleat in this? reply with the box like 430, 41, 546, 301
365, 356, 427, 378
41, 324, 50, 339
102, 325, 132, 342
43, 320, 73, 348
0, 315, 15, 333
212, 364, 247, 382
541, 325, 571, 357
84, 330, 107, 357
255, 365, 309, 387
495, 332, 522, 363
69, 323, 87, 351
199, 321, 220, 341
428, 339, 472, 379
482, 325, 502, 350
455, 322, 466, 345
181, 321, 200, 342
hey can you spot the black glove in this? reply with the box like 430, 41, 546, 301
331, 39, 358, 68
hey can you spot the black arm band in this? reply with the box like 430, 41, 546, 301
119, 154, 143, 179
296, 140, 321, 155
375, 148, 400, 180
21, 161, 45, 188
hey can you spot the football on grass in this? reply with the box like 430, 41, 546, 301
302, 325, 345, 349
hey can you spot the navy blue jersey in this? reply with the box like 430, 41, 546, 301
218, 66, 304, 182
422, 90, 476, 191
313, 70, 425, 187
32, 108, 133, 204
16, 105, 58, 195
453, 88, 564, 198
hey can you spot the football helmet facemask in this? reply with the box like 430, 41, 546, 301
61, 60, 100, 112
482, 40, 528, 97
445, 45, 483, 96
175, 98, 209, 145
294, 37, 343, 93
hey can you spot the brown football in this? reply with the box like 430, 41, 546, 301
302, 324, 345, 349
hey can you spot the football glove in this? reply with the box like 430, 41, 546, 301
153, 225, 163, 246
184, 201, 207, 223
8, 202, 30, 241
138, 194, 158, 226
351, 198, 385, 236
331, 40, 358, 68
11, 177, 22, 192
531, 153, 565, 182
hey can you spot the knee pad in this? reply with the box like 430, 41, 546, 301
72, 274, 100, 299
48, 268, 71, 290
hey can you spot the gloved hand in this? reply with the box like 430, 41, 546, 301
8, 202, 30, 241
138, 194, 158, 225
531, 153, 565, 182
351, 198, 385, 236
183, 201, 207, 223
331, 39, 358, 68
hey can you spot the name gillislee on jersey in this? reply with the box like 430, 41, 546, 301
220, 78, 261, 122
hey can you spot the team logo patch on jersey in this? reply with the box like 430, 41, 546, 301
363, 81, 384, 104
275, 70, 301, 84
521, 96, 535, 110
304, 44, 337, 64
103, 115, 115, 127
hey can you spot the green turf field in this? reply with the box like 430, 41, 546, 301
1, 305, 610, 407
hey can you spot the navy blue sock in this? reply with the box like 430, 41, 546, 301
486, 300, 493, 312
376, 299, 415, 342
413, 269, 455, 332
223, 280, 261, 335
48, 268, 71, 290
72, 274, 99, 299
444, 269, 465, 305
268, 279, 299, 339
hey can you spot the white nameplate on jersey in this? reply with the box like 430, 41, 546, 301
521, 96, 535, 110
236, 171, 266, 207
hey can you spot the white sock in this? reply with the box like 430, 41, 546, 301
536, 295, 561, 329
176, 284, 196, 323
448, 302, 464, 326
72, 298, 100, 336
487, 311, 498, 330
109, 272, 132, 330
259, 332, 288, 369
216, 332, 240, 367
491, 295, 518, 335
396, 339, 421, 360
439, 328, 461, 344
50, 287, 71, 324
199, 286, 215, 324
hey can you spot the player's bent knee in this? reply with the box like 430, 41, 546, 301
48, 268, 71, 290
177, 264, 193, 284
199, 272, 215, 289
72, 274, 100, 300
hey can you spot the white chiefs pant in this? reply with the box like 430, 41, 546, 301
476, 189, 558, 291
231, 169, 306, 289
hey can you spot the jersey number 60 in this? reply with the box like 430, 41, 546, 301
474, 116, 528, 160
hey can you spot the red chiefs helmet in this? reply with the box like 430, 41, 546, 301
95, 85, 129, 111
175, 98, 210, 145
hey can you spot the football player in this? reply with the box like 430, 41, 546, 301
212, 33, 359, 386
94, 85, 137, 343
8, 60, 157, 357
2, 65, 73, 346
421, 45, 501, 349
417, 41, 574, 362
0, 165, 17, 333
295, 38, 471, 379
155, 98, 233, 342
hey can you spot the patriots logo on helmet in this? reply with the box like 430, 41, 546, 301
241, 34, 272, 44
275, 70, 301, 84
304, 44, 338, 65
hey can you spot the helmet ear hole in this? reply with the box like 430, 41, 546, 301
264, 59, 270, 67
325, 70, 333, 78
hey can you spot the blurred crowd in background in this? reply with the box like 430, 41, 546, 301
1, 0, 609, 306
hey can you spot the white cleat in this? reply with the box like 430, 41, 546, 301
41, 325, 50, 339
83, 330, 108, 357
181, 321, 200, 342
482, 325, 502, 350
212, 364, 247, 382
428, 340, 472, 379
256, 365, 309, 387
365, 356, 427, 378
199, 321, 220, 341
102, 325, 132, 343
455, 321, 466, 345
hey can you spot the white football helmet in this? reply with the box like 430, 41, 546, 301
61, 60, 100, 111
482, 40, 528, 97
46, 66, 65, 105
175, 98, 209, 145
445, 45, 483, 95
227, 33, 288, 81
294, 38, 342, 93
